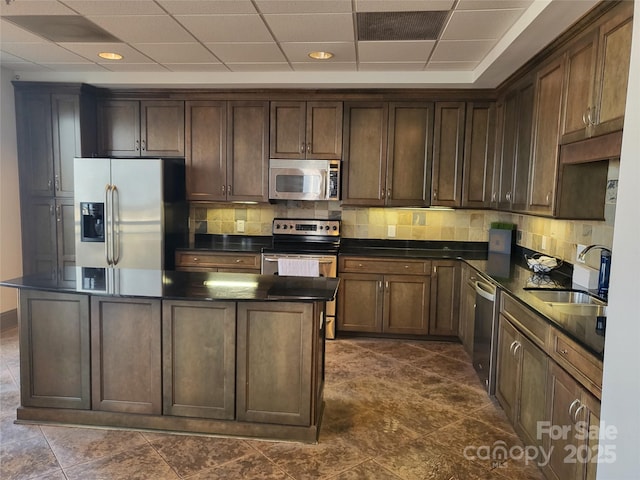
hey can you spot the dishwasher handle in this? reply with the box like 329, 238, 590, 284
475, 281, 496, 302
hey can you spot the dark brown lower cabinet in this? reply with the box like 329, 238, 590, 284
91, 297, 162, 414
162, 300, 236, 419
236, 302, 317, 426
429, 260, 460, 336
19, 290, 90, 409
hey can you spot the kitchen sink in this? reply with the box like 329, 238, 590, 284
527, 289, 607, 316
527, 290, 606, 306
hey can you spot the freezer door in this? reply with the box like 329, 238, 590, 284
74, 158, 112, 267
110, 159, 163, 269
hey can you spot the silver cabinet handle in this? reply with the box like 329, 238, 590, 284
568, 399, 581, 422
385, 280, 389, 289
387, 188, 391, 199
227, 184, 232, 195
300, 143, 305, 153
509, 340, 518, 355
141, 139, 146, 151
193, 257, 199, 262
222, 185, 225, 194
55, 204, 61, 222
135, 140, 140, 151
559, 349, 568, 355
513, 342, 522, 355
307, 143, 311, 153
54, 174, 60, 191
573, 404, 586, 423
582, 109, 588, 126
587, 106, 595, 126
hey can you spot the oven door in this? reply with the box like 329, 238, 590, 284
261, 253, 338, 339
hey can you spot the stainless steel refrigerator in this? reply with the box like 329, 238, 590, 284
74, 157, 187, 270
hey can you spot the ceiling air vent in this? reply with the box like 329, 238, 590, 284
356, 11, 448, 41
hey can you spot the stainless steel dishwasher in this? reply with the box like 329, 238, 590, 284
472, 277, 499, 394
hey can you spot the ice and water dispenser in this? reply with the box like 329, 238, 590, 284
80, 202, 104, 242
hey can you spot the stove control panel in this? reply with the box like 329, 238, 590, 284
272, 219, 340, 236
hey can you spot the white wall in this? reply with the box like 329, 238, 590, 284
596, 2, 640, 478
0, 67, 21, 315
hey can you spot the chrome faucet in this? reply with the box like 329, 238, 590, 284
578, 245, 612, 261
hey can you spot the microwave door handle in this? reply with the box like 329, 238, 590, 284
322, 170, 329, 200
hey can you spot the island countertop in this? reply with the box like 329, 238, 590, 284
0, 267, 339, 303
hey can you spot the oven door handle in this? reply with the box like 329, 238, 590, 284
263, 257, 334, 264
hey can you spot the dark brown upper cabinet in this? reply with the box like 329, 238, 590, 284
270, 101, 343, 159
342, 102, 433, 207
98, 100, 185, 157
560, 2, 633, 144
461, 102, 496, 208
432, 102, 466, 207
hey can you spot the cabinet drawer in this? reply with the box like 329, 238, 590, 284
550, 328, 603, 398
500, 293, 549, 349
176, 251, 260, 270
339, 256, 431, 275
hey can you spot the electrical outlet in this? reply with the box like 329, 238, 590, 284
236, 220, 245, 233
576, 244, 587, 263
387, 225, 396, 237
541, 235, 548, 250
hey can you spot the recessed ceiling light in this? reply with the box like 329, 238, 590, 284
308, 51, 334, 60
98, 52, 123, 60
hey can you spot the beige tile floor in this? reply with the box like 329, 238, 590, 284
0, 326, 545, 480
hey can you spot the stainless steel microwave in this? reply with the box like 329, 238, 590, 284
269, 159, 340, 201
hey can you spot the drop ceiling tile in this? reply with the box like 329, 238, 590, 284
355, 0, 454, 12
264, 14, 354, 42
59, 42, 154, 63
1, 42, 89, 63
100, 63, 168, 72
176, 15, 273, 42
133, 43, 220, 64
62, 1, 165, 15
441, 9, 526, 41
87, 15, 194, 43
430, 39, 495, 62
280, 42, 355, 63
358, 62, 426, 71
425, 61, 480, 71
0, 19, 48, 43
164, 63, 230, 72
226, 63, 292, 72
206, 43, 286, 63
456, 0, 533, 10
358, 41, 435, 62
255, 0, 351, 14
157, 0, 257, 14
291, 61, 356, 71
0, 1, 75, 15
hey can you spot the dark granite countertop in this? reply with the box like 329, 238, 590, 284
0, 268, 339, 303
339, 238, 489, 260
179, 234, 273, 253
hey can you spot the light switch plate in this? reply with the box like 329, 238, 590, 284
388, 225, 396, 237
236, 220, 245, 233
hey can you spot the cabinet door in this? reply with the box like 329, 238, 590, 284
495, 91, 518, 210
511, 79, 536, 212
387, 102, 433, 207
236, 302, 314, 426
342, 102, 388, 205
383, 275, 430, 335
15, 91, 54, 197
56, 197, 76, 282
185, 101, 227, 201
51, 94, 82, 197
270, 101, 306, 159
528, 57, 565, 215
592, 5, 633, 137
432, 102, 465, 207
429, 261, 460, 336
462, 102, 496, 208
495, 315, 519, 421
561, 31, 598, 144
227, 101, 269, 202
140, 100, 185, 157
306, 101, 343, 159
514, 334, 548, 447
458, 266, 476, 357
91, 297, 162, 414
162, 300, 236, 419
22, 197, 57, 279
545, 361, 585, 480
337, 273, 384, 333
19, 290, 90, 409
98, 100, 140, 156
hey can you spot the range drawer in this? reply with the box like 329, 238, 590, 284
176, 251, 260, 270
550, 327, 603, 398
500, 292, 549, 349
339, 256, 431, 275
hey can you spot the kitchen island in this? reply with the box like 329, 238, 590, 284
1, 268, 339, 443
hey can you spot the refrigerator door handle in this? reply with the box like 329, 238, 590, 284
112, 184, 120, 266
105, 184, 113, 265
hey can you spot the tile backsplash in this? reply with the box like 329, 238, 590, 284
192, 160, 618, 271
